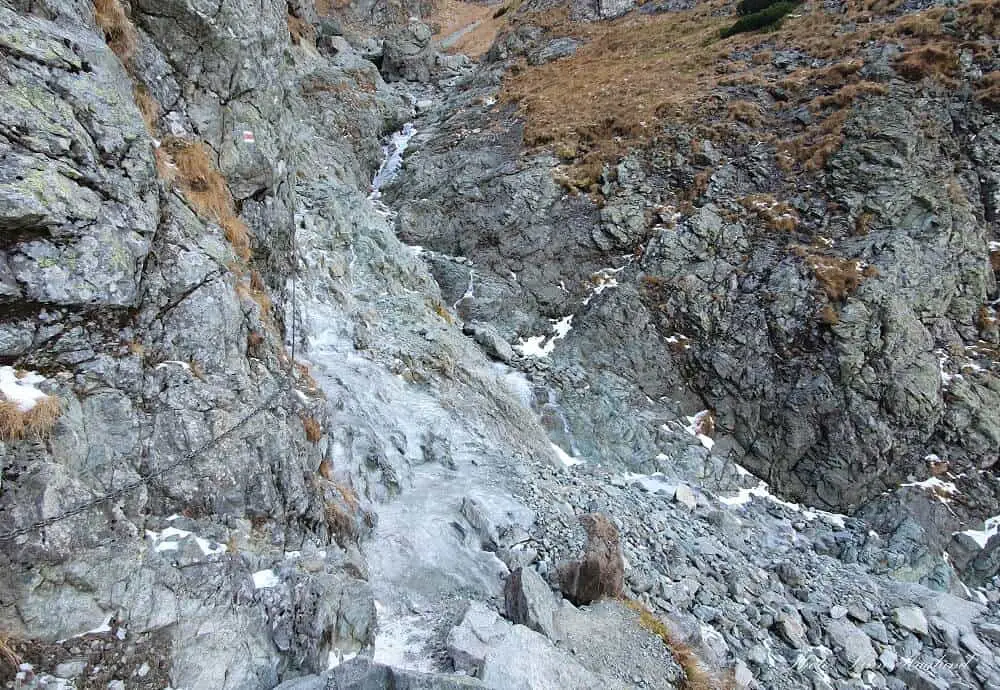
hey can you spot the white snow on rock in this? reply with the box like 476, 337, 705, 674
900, 476, 959, 503
682, 410, 715, 450
0, 366, 50, 412
146, 526, 228, 556
665, 334, 692, 350
959, 514, 1000, 548
582, 267, 625, 305
252, 569, 281, 589
720, 480, 847, 528
514, 315, 574, 358
327, 650, 359, 670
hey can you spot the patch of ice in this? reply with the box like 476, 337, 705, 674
0, 366, 50, 412
369, 123, 416, 199
252, 569, 281, 589
492, 363, 534, 410
551, 442, 583, 467
958, 514, 1000, 548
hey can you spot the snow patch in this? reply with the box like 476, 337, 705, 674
0, 366, 50, 412
900, 476, 959, 504
327, 650, 359, 670
252, 569, 281, 589
582, 267, 625, 305
683, 410, 715, 450
720, 481, 847, 528
958, 514, 1000, 548
514, 315, 574, 358
146, 526, 228, 556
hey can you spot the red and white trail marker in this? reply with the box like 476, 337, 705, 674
242, 130, 256, 144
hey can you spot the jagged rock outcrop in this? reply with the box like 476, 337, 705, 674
3, 0, 1000, 688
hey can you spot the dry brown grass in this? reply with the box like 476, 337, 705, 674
94, 0, 138, 62
160, 138, 252, 261
133, 84, 160, 134
893, 43, 960, 83
324, 483, 361, 543
808, 254, 877, 300
288, 12, 316, 44
0, 395, 61, 442
727, 99, 763, 125
740, 194, 799, 231
624, 599, 735, 690
818, 304, 840, 325
0, 634, 21, 676
501, 0, 999, 179
302, 415, 323, 443
502, 1, 734, 164
431, 0, 504, 56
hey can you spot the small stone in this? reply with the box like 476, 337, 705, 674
847, 604, 871, 623
826, 619, 877, 673
774, 612, 808, 649
892, 606, 929, 636
861, 621, 889, 644
673, 485, 697, 510
878, 648, 897, 672
54, 661, 86, 678
830, 605, 848, 619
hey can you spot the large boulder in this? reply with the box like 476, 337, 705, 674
381, 21, 434, 82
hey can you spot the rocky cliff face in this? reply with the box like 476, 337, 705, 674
1, 0, 999, 688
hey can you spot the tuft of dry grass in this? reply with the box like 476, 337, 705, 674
727, 99, 763, 126
302, 415, 322, 443
807, 255, 877, 301
893, 43, 959, 83
133, 84, 160, 134
160, 138, 252, 261
324, 483, 361, 544
624, 599, 735, 690
818, 304, 840, 325
740, 194, 799, 231
0, 634, 21, 676
287, 12, 316, 45
0, 395, 61, 442
94, 0, 138, 62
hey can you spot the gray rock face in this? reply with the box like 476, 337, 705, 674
504, 567, 560, 639
381, 21, 435, 82
4, 0, 1000, 689
0, 6, 157, 308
